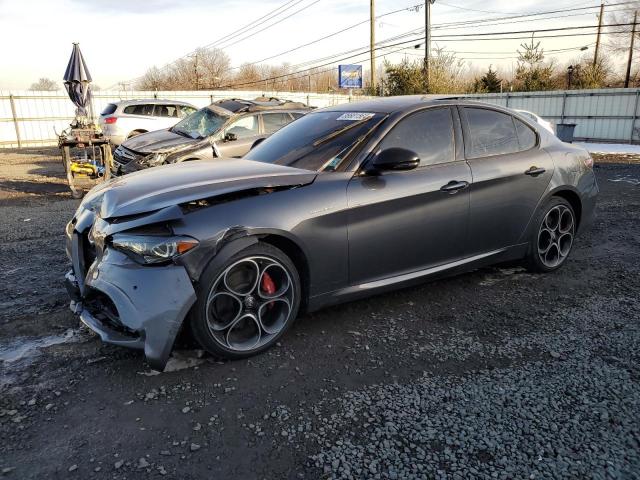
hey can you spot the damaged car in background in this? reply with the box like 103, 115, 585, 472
110, 97, 310, 176
65, 96, 598, 370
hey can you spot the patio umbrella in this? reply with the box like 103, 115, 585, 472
63, 43, 93, 117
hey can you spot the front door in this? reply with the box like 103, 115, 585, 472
218, 114, 264, 158
347, 107, 471, 285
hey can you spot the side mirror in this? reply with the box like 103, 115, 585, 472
224, 132, 237, 142
369, 148, 420, 173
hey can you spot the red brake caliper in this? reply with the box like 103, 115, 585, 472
261, 272, 276, 309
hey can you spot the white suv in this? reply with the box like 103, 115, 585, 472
99, 99, 197, 146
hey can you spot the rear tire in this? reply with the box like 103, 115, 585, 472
525, 197, 576, 273
190, 242, 301, 360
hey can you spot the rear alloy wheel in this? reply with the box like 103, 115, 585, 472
526, 197, 576, 272
190, 243, 301, 359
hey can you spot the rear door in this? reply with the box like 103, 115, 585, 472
460, 106, 554, 255
346, 107, 472, 285
122, 103, 157, 134
218, 114, 262, 157
261, 112, 294, 135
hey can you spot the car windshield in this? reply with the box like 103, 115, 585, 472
244, 110, 386, 171
171, 107, 228, 139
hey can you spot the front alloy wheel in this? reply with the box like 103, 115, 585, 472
190, 244, 301, 359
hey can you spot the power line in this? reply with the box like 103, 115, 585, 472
224, 2, 425, 72
212, 0, 322, 51
226, 2, 633, 74
115, 0, 320, 87
203, 0, 304, 50
220, 22, 635, 89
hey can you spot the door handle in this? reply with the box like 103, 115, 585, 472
440, 180, 469, 193
525, 166, 546, 176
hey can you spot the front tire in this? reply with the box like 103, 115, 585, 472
525, 197, 576, 273
190, 243, 301, 359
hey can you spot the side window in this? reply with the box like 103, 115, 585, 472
378, 108, 455, 166
124, 104, 154, 116
262, 112, 293, 134
514, 118, 537, 151
290, 112, 304, 120
153, 105, 177, 117
178, 105, 196, 118
226, 115, 259, 139
463, 107, 519, 158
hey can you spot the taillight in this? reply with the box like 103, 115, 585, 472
104, 117, 117, 124
582, 154, 594, 169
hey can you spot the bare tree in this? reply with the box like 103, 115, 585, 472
428, 48, 468, 93
29, 78, 59, 91
136, 48, 231, 90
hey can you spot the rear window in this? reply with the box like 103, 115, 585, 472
101, 104, 117, 116
515, 118, 537, 151
463, 107, 519, 158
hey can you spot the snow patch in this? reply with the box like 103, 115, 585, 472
576, 142, 640, 155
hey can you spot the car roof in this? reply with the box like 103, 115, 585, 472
112, 99, 195, 107
320, 95, 520, 115
212, 97, 311, 114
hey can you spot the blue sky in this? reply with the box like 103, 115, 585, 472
0, 0, 628, 89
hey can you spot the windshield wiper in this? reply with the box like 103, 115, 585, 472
313, 118, 373, 147
171, 127, 191, 138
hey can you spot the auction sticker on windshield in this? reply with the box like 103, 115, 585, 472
336, 112, 375, 121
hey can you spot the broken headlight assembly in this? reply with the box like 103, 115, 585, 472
110, 234, 199, 264
139, 152, 167, 167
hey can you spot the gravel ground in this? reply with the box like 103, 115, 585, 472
0, 148, 639, 479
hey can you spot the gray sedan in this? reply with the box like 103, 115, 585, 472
64, 96, 598, 370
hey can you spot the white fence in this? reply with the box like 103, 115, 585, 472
2, 87, 640, 148
0, 90, 373, 148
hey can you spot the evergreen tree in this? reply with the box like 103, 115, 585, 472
480, 66, 502, 93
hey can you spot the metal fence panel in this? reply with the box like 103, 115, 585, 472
2, 88, 640, 147
0, 90, 373, 148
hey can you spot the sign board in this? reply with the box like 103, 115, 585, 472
338, 65, 363, 89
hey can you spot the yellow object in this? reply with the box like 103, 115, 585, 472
70, 162, 97, 176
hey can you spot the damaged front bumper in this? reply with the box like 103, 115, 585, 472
65, 211, 196, 371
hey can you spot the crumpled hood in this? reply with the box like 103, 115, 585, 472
123, 129, 198, 153
83, 160, 317, 219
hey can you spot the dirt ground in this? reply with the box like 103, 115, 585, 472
0, 148, 639, 479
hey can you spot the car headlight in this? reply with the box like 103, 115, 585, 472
111, 234, 198, 264
139, 152, 167, 167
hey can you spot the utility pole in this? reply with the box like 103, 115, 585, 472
425, 0, 435, 93
593, 3, 604, 67
370, 0, 376, 93
194, 52, 199, 90
625, 11, 638, 88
